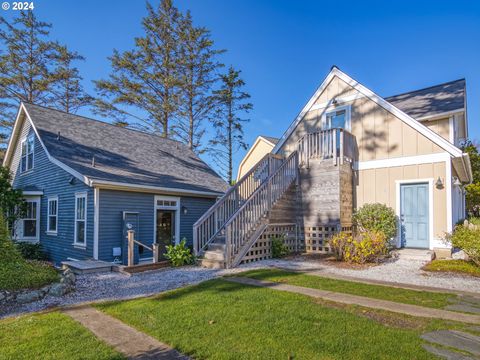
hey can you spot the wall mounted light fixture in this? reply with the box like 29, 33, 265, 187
181, 205, 188, 215
435, 177, 444, 189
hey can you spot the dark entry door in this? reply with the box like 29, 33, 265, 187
156, 210, 175, 258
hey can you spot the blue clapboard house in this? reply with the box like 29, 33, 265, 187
3, 103, 228, 265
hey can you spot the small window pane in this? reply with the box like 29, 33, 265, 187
27, 153, 33, 170
49, 216, 57, 232
21, 156, 27, 172
76, 221, 85, 244
23, 220, 36, 237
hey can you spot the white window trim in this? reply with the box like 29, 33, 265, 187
74, 192, 87, 247
47, 196, 58, 235
15, 196, 40, 242
20, 134, 34, 173
154, 195, 181, 246
321, 104, 352, 132
395, 179, 434, 250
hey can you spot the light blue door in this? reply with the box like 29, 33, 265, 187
400, 183, 429, 248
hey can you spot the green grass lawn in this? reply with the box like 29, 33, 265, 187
0, 260, 59, 291
96, 279, 458, 360
423, 260, 480, 277
237, 268, 459, 309
0, 312, 124, 360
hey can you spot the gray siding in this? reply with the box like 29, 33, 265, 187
12, 124, 94, 265
98, 189, 215, 262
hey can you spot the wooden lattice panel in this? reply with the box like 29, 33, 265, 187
241, 223, 299, 264
304, 225, 338, 253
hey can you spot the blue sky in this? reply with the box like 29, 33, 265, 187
3, 0, 479, 176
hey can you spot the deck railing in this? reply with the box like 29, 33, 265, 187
297, 128, 356, 168
193, 153, 284, 254
225, 151, 298, 267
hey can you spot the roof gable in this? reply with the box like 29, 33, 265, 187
5, 103, 228, 195
273, 67, 463, 158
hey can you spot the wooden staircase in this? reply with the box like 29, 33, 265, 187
194, 128, 357, 268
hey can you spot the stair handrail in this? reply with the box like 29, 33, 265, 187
193, 152, 284, 255
225, 151, 298, 267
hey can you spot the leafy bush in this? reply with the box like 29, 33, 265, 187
468, 217, 480, 226
15, 242, 49, 261
0, 212, 58, 290
353, 203, 397, 240
449, 225, 480, 266
329, 230, 388, 264
164, 238, 195, 267
271, 235, 289, 258
329, 231, 351, 261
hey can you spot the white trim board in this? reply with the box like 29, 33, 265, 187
356, 153, 451, 170
272, 67, 463, 158
395, 178, 434, 250
93, 187, 100, 260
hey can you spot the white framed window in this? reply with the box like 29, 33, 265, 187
14, 197, 40, 242
20, 134, 34, 173
74, 193, 87, 246
47, 197, 58, 234
323, 105, 351, 131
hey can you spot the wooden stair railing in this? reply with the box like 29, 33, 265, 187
193, 153, 284, 255
225, 151, 298, 268
297, 128, 356, 168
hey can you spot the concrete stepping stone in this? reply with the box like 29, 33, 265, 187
445, 304, 480, 314
421, 330, 480, 357
64, 306, 189, 360
422, 344, 475, 360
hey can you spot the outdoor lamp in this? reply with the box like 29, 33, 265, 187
435, 177, 444, 189
453, 177, 462, 186
182, 205, 188, 215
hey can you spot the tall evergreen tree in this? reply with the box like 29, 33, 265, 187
48, 44, 92, 113
173, 11, 224, 153
94, 0, 181, 136
210, 66, 252, 183
0, 12, 56, 145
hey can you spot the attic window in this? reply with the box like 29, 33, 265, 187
21, 134, 34, 172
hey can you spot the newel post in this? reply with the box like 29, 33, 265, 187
152, 243, 159, 263
127, 230, 135, 267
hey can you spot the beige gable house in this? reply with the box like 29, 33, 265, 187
194, 67, 473, 268
236, 135, 279, 181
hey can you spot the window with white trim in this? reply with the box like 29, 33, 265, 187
74, 193, 87, 246
21, 134, 34, 172
324, 106, 351, 131
23, 200, 38, 238
47, 197, 58, 234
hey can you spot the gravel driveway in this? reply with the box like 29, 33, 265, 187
2, 256, 479, 319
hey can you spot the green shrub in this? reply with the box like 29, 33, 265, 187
0, 212, 58, 290
329, 231, 388, 264
15, 242, 49, 261
329, 232, 351, 261
164, 238, 195, 267
271, 235, 289, 258
468, 217, 480, 226
353, 203, 397, 240
449, 225, 480, 266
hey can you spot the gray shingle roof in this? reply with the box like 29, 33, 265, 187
24, 103, 228, 195
385, 79, 465, 119
260, 136, 279, 144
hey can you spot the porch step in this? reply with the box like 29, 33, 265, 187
396, 249, 435, 262
203, 249, 225, 261
62, 260, 112, 274
208, 242, 226, 252
198, 258, 226, 269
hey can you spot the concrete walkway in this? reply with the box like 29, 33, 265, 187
63, 306, 189, 360
226, 277, 480, 325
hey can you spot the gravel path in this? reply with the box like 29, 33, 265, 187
257, 256, 480, 293
2, 256, 479, 319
